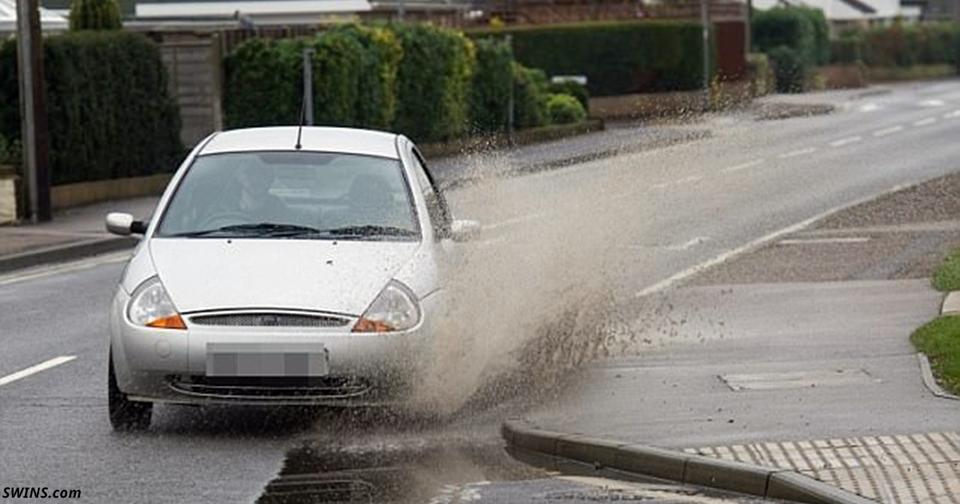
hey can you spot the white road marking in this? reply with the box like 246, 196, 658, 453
722, 159, 764, 173
829, 136, 862, 148
0, 251, 131, 287
778, 237, 871, 245
859, 103, 880, 112
913, 117, 937, 127
920, 99, 945, 107
873, 125, 903, 137
676, 175, 704, 185
634, 182, 912, 297
481, 212, 549, 231
666, 237, 710, 251
475, 236, 508, 248
0, 356, 77, 387
944, 110, 960, 119
777, 147, 816, 159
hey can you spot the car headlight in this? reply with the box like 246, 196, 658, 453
352, 280, 421, 333
127, 276, 186, 330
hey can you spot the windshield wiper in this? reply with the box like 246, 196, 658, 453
169, 223, 322, 238
318, 225, 419, 238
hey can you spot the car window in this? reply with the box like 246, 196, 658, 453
156, 151, 419, 241
410, 148, 452, 239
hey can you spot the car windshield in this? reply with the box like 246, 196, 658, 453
156, 151, 419, 241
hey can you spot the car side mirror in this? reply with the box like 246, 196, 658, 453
450, 219, 481, 242
106, 212, 148, 236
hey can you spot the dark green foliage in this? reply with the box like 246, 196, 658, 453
752, 7, 821, 65
474, 21, 709, 97
68, 0, 122, 31
768, 45, 807, 93
547, 80, 589, 112
545, 93, 586, 124
391, 24, 475, 142
468, 37, 513, 133
830, 36, 862, 64
223, 38, 301, 128
327, 25, 402, 130
796, 6, 830, 65
512, 62, 549, 129
0, 32, 182, 185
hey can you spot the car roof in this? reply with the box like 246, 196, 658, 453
199, 126, 401, 159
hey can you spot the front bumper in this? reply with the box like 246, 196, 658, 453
108, 289, 438, 406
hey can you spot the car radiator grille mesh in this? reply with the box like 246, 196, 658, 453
189, 313, 350, 328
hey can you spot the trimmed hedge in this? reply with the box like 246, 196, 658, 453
392, 24, 475, 142
768, 45, 806, 93
512, 62, 549, 129
0, 31, 182, 185
856, 23, 960, 68
468, 37, 513, 133
473, 21, 710, 97
68, 0, 122, 31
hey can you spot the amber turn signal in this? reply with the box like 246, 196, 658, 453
146, 314, 187, 330
351, 318, 395, 333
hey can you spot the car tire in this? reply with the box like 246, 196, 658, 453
108, 351, 152, 431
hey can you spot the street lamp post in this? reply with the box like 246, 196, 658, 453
302, 47, 315, 126
15, 0, 51, 223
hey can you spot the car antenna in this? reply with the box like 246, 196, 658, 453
295, 95, 305, 150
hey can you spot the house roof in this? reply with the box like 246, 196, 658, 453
134, 0, 372, 19
0, 0, 68, 33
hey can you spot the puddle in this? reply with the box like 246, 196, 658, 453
257, 441, 546, 504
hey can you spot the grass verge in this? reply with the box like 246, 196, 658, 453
932, 249, 960, 291
911, 316, 960, 395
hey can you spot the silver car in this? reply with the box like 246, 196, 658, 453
104, 126, 480, 430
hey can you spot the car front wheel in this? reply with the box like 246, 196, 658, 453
108, 351, 152, 431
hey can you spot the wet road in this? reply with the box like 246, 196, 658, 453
2, 79, 960, 502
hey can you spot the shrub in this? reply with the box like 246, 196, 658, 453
795, 6, 830, 65
830, 36, 862, 64
68, 0, 122, 31
474, 21, 709, 97
545, 93, 586, 124
752, 7, 822, 66
391, 24, 475, 142
468, 37, 513, 133
547, 80, 589, 113
746, 52, 773, 95
329, 25, 402, 130
0, 32, 181, 185
768, 45, 807, 93
512, 62, 549, 129
223, 38, 301, 128
857, 23, 960, 68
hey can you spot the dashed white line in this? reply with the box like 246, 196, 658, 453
829, 136, 862, 148
676, 175, 704, 184
0, 356, 77, 387
944, 110, 960, 119
778, 237, 871, 245
859, 103, 880, 112
913, 117, 937, 127
920, 99, 945, 107
722, 159, 764, 173
666, 236, 710, 251
873, 125, 903, 137
778, 147, 816, 159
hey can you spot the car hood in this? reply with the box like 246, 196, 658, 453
149, 238, 420, 315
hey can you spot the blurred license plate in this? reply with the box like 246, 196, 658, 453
206, 343, 329, 377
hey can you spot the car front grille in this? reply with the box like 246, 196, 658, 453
189, 312, 350, 328
168, 376, 371, 400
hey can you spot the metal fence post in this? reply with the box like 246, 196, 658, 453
302, 47, 315, 126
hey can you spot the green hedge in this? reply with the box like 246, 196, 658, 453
473, 21, 710, 97
752, 6, 829, 65
392, 24, 475, 142
512, 62, 549, 129
0, 31, 181, 185
855, 23, 960, 68
545, 93, 586, 124
468, 37, 512, 133
768, 45, 807, 93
